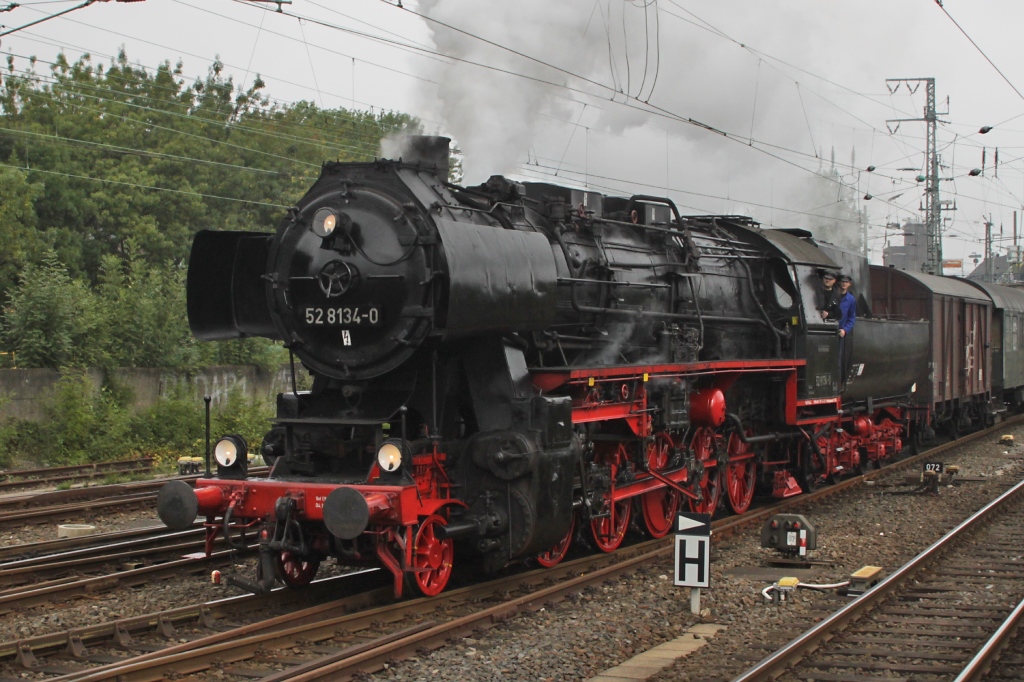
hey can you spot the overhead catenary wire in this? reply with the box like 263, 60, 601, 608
2, 42, 427, 152
0, 50, 411, 162
9, 0, 1022, 251
934, 0, 1024, 105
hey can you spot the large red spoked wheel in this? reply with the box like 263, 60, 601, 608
591, 497, 631, 552
275, 551, 320, 588
537, 514, 575, 568
409, 515, 454, 596
640, 433, 680, 538
724, 432, 756, 514
688, 427, 722, 515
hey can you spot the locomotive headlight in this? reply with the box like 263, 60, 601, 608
312, 207, 338, 238
377, 441, 404, 473
214, 435, 248, 468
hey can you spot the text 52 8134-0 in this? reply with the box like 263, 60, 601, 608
303, 306, 381, 327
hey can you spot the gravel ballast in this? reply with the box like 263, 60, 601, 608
1, 428, 1022, 681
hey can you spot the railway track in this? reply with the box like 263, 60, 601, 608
967, 599, 1024, 681
734, 472, 1024, 681
0, 525, 214, 589
0, 422, 1016, 680
0, 523, 194, 563
0, 459, 154, 493
0, 467, 269, 526
4, 542, 667, 681
0, 546, 256, 615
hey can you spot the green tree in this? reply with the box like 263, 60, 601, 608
0, 166, 47, 296
96, 242, 197, 368
2, 252, 108, 368
0, 49, 422, 368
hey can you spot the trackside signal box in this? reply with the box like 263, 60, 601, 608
761, 514, 817, 556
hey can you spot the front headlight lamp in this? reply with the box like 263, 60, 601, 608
377, 441, 404, 473
312, 207, 338, 238
215, 435, 248, 468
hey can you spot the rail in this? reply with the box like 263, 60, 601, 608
733, 473, 1024, 681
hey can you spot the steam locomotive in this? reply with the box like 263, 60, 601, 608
157, 135, 984, 597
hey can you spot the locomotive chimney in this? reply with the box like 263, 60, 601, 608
380, 135, 451, 177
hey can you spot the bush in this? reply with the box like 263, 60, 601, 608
211, 385, 274, 460
2, 370, 277, 469
131, 381, 204, 456
131, 381, 274, 467
35, 372, 135, 465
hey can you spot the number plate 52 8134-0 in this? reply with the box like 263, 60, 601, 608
303, 306, 381, 327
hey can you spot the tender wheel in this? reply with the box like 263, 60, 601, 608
641, 433, 680, 538
274, 551, 320, 588
688, 427, 722, 515
590, 498, 631, 552
537, 514, 575, 568
724, 433, 756, 514
409, 515, 454, 596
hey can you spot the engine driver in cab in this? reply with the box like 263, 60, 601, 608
818, 270, 840, 321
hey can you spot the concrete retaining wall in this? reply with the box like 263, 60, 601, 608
0, 365, 296, 422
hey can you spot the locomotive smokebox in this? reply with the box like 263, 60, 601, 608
380, 135, 451, 177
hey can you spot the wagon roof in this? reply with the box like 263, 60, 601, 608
871, 266, 990, 302
959, 279, 1024, 312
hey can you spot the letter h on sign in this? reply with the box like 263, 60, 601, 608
674, 535, 710, 588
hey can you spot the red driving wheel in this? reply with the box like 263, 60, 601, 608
537, 513, 575, 568
591, 497, 631, 552
590, 444, 632, 552
640, 433, 679, 538
688, 427, 722, 515
724, 432, 756, 514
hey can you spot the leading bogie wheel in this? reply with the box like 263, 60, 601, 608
274, 551, 320, 588
640, 433, 680, 538
409, 515, 454, 597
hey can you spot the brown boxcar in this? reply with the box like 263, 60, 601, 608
870, 266, 993, 434
960, 279, 1024, 410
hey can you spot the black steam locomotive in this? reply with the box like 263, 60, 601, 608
157, 136, 928, 596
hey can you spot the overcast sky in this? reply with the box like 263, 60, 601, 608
4, 0, 1024, 270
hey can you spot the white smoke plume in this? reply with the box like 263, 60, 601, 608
407, 1, 968, 256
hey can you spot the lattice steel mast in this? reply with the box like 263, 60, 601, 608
886, 77, 946, 275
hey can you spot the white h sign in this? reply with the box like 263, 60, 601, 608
674, 535, 710, 588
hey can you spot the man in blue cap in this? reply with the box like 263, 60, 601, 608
837, 274, 856, 388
